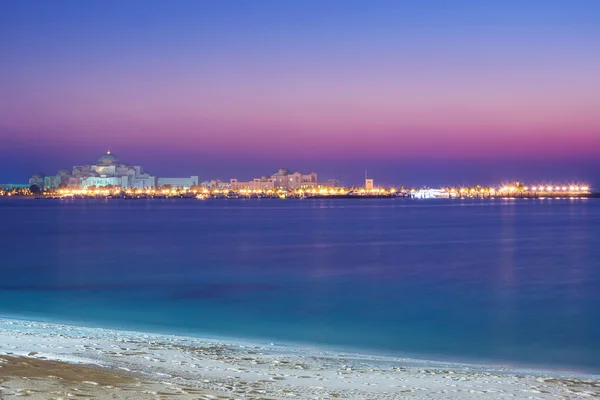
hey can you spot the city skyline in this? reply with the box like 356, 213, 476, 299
16, 149, 593, 191
1, 0, 600, 186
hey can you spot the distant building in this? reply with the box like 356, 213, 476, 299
0, 183, 29, 190
272, 168, 318, 190
411, 189, 448, 199
230, 177, 275, 191
327, 179, 341, 188
365, 178, 374, 190
31, 151, 156, 189
157, 176, 199, 189
28, 173, 45, 189
209, 179, 230, 190
230, 168, 318, 191
82, 176, 129, 188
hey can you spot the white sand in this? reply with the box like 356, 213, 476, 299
1, 318, 599, 399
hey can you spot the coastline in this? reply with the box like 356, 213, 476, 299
2, 194, 599, 200
1, 317, 599, 399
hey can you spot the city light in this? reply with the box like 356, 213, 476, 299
14, 172, 594, 201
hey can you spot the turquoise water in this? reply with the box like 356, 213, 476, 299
1, 198, 599, 372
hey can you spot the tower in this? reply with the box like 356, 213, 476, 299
365, 171, 374, 190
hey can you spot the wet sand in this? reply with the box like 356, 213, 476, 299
0, 355, 230, 399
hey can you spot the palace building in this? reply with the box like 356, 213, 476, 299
30, 151, 156, 189
229, 168, 318, 191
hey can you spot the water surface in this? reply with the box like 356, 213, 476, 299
1, 198, 599, 372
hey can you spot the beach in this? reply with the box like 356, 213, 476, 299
0, 355, 224, 399
2, 199, 600, 399
1, 318, 599, 399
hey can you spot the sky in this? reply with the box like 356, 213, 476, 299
1, 0, 599, 187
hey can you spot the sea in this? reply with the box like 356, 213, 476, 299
1, 198, 599, 373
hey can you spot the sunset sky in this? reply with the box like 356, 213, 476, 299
1, 0, 599, 186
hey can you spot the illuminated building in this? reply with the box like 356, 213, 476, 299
209, 179, 230, 190
230, 168, 318, 191
327, 179, 341, 188
157, 176, 199, 189
0, 184, 29, 190
272, 168, 318, 190
79, 151, 156, 189
28, 173, 45, 188
31, 151, 156, 189
230, 177, 275, 191
411, 189, 448, 199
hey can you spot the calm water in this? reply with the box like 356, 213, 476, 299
1, 198, 599, 372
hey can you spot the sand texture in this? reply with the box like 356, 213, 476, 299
1, 318, 600, 399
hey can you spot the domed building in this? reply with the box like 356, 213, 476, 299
31, 151, 156, 190
30, 150, 200, 190
78, 151, 155, 189
97, 151, 119, 165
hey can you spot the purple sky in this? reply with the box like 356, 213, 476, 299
1, 0, 599, 187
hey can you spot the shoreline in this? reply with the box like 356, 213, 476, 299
2, 317, 599, 399
3, 313, 598, 378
